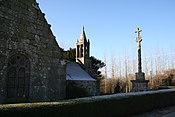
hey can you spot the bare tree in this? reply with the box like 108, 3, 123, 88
149, 52, 154, 89
110, 53, 115, 79
118, 55, 122, 80
104, 53, 107, 93
132, 52, 137, 75
124, 53, 129, 93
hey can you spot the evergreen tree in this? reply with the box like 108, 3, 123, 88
90, 56, 106, 76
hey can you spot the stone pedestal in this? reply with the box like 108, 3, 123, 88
131, 72, 149, 92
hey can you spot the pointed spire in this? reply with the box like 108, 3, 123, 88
80, 25, 87, 42
82, 25, 84, 31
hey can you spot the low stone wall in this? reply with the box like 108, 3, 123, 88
1, 89, 175, 117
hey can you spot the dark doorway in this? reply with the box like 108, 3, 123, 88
6, 54, 30, 103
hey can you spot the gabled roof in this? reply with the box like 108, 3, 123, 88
66, 62, 96, 81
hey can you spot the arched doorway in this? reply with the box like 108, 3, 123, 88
6, 54, 30, 103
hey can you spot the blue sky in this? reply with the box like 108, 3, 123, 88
36, 0, 175, 61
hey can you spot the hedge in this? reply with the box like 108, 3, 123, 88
1, 89, 175, 117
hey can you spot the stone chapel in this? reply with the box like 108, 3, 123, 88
66, 27, 99, 98
0, 0, 66, 103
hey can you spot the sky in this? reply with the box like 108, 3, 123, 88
36, 0, 175, 62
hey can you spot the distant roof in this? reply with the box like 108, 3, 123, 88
66, 62, 96, 81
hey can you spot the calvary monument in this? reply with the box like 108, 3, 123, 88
131, 28, 149, 92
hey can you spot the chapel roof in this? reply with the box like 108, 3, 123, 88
66, 62, 96, 81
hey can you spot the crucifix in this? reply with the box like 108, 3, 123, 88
135, 28, 142, 49
131, 28, 149, 92
135, 28, 142, 73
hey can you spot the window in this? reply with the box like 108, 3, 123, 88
6, 54, 30, 103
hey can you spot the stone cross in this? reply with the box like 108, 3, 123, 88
135, 28, 142, 49
131, 28, 149, 92
135, 28, 142, 72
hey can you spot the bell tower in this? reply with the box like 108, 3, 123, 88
76, 26, 90, 68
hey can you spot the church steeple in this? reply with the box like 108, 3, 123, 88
80, 25, 87, 42
76, 26, 90, 68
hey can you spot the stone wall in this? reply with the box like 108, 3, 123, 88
66, 80, 98, 98
75, 80, 98, 96
0, 0, 66, 103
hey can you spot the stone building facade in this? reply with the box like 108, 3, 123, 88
0, 0, 66, 103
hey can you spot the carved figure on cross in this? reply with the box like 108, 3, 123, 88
135, 28, 142, 49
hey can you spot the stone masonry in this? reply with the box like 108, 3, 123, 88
0, 0, 66, 103
131, 28, 149, 92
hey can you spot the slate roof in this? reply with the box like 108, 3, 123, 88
66, 62, 96, 81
